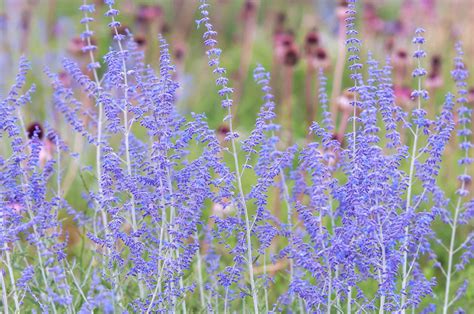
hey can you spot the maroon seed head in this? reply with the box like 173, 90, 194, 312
27, 122, 44, 140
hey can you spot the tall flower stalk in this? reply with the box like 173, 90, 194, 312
441, 43, 473, 314
345, 0, 362, 162
79, 0, 109, 239
103, 0, 138, 233
400, 27, 429, 312
196, 1, 259, 312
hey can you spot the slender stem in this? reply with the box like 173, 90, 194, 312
442, 198, 461, 314
228, 104, 259, 313
106, 5, 147, 303
346, 287, 352, 313
320, 208, 332, 314
330, 197, 341, 310
146, 250, 171, 314
3, 248, 20, 312
107, 6, 138, 233
378, 215, 387, 314
443, 128, 469, 313
327, 271, 333, 314
401, 121, 419, 313
443, 55, 471, 310
196, 232, 206, 309
401, 42, 423, 313
56, 139, 75, 314
263, 251, 269, 313
352, 94, 357, 160
224, 286, 229, 314
278, 167, 294, 281
165, 169, 186, 314
81, 1, 109, 243
214, 283, 219, 313
65, 261, 90, 307
61, 131, 84, 197
400, 45, 421, 314
403, 243, 422, 283
156, 179, 167, 296
0, 269, 8, 314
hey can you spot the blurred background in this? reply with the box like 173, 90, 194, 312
1, 0, 474, 136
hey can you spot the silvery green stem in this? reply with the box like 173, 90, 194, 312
106, 6, 147, 302
196, 231, 206, 308
401, 42, 423, 313
0, 269, 9, 314
81, 1, 108, 235
378, 215, 387, 313
263, 251, 269, 313
227, 104, 259, 313
107, 6, 138, 234
3, 249, 20, 313
347, 287, 352, 313
442, 197, 461, 314
443, 130, 469, 313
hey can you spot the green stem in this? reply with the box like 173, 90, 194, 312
401, 42, 423, 313
228, 105, 259, 313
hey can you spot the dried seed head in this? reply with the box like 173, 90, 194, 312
284, 47, 299, 66
27, 122, 44, 140
431, 55, 441, 69
426, 57, 443, 89
217, 124, 230, 136
332, 132, 345, 146
281, 31, 294, 47
393, 49, 409, 70
337, 90, 357, 112
304, 30, 319, 54
309, 47, 330, 70
134, 34, 147, 49
315, 47, 327, 60
397, 49, 408, 59
241, 1, 257, 19
244, 0, 256, 11
217, 124, 230, 145
174, 45, 185, 61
